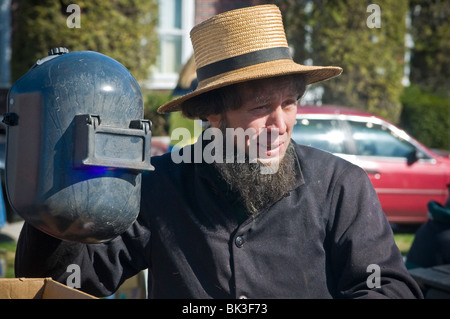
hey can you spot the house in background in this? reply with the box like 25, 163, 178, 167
144, 0, 266, 90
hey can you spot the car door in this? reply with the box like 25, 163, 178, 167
343, 118, 448, 224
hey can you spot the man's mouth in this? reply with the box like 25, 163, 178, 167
258, 141, 284, 157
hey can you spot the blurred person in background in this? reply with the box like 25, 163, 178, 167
406, 184, 450, 269
168, 55, 203, 152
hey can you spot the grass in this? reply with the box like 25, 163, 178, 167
0, 240, 17, 278
392, 224, 419, 257
394, 233, 415, 257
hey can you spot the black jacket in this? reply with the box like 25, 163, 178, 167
15, 141, 422, 298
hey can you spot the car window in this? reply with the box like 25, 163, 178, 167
292, 118, 346, 154
348, 121, 415, 157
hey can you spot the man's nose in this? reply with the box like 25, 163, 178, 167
266, 106, 287, 135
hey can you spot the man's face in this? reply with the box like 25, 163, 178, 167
207, 76, 301, 165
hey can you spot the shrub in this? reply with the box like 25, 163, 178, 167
400, 85, 449, 150
11, 0, 158, 82
143, 92, 172, 136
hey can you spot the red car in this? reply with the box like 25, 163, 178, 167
293, 105, 450, 224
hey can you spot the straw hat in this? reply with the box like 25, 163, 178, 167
158, 4, 342, 114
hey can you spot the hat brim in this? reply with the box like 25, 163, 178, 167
157, 59, 342, 114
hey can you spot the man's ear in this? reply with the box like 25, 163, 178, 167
206, 113, 222, 128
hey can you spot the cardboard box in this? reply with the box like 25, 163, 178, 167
0, 278, 97, 299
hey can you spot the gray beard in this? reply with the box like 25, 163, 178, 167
212, 142, 298, 216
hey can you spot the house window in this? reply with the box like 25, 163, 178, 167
146, 0, 194, 90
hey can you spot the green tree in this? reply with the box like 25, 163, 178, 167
402, 0, 450, 150
400, 85, 449, 150
408, 0, 450, 95
276, 0, 408, 123
11, 0, 158, 82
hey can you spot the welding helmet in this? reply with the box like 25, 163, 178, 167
3, 48, 153, 243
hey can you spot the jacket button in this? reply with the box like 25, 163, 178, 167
235, 236, 245, 248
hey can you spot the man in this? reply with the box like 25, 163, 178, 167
15, 5, 422, 298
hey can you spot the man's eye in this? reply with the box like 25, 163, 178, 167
282, 100, 297, 108
253, 105, 268, 111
